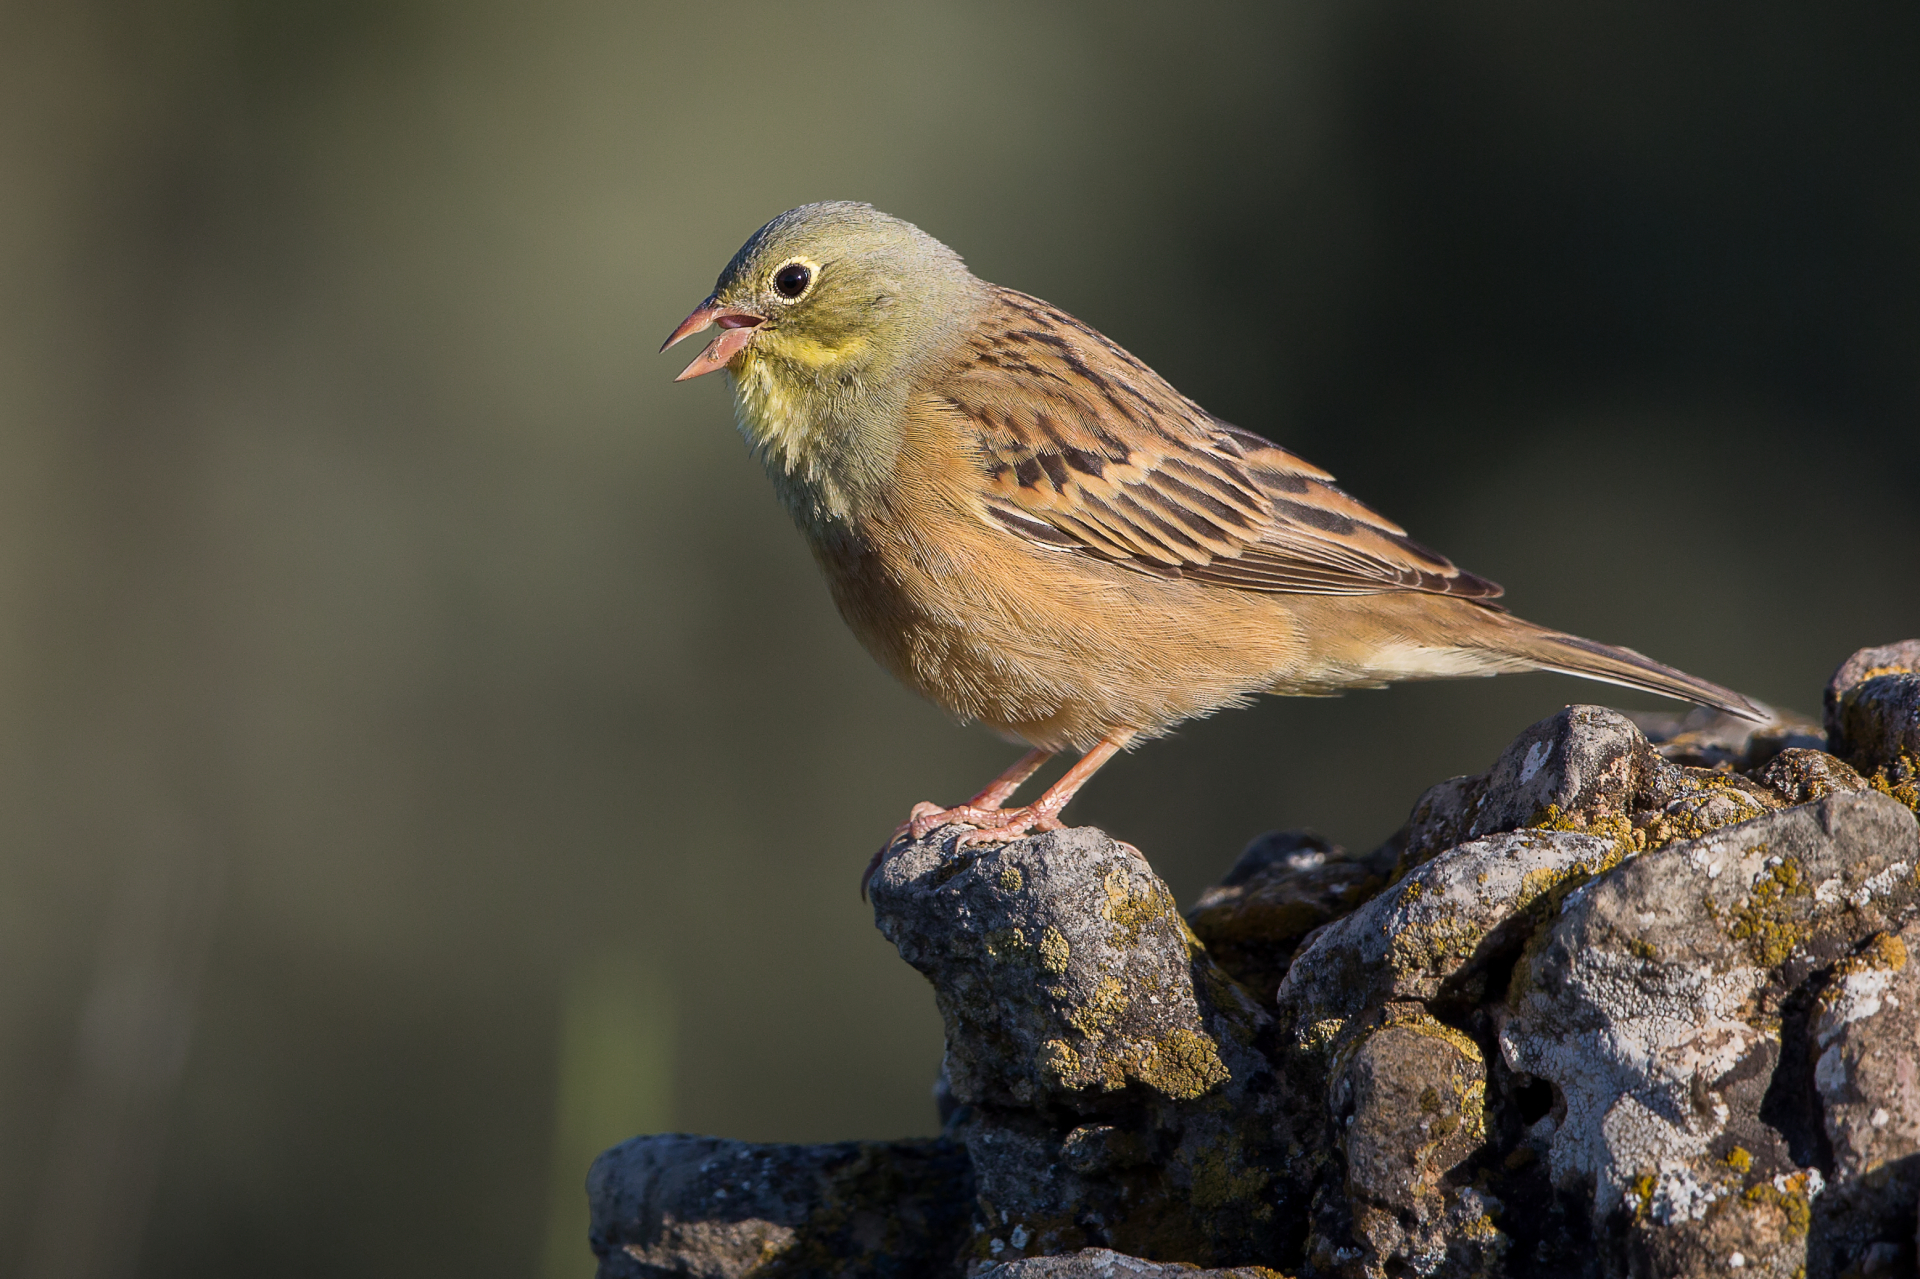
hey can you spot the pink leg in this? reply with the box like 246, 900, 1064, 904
860, 748, 1053, 901
951, 730, 1135, 848
905, 747, 1054, 839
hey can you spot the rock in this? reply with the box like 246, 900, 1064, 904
1186, 831, 1389, 1004
1276, 827, 1623, 1031
1397, 706, 1666, 869
1826, 641, 1920, 811
868, 827, 1295, 1271
975, 1247, 1285, 1277
588, 1134, 973, 1278
1500, 792, 1920, 1277
1392, 705, 1796, 877
1630, 705, 1826, 771
1749, 747, 1870, 806
1805, 922, 1920, 1273
589, 659, 1920, 1279
1329, 1006, 1502, 1276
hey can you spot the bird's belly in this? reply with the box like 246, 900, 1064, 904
812, 527, 1304, 753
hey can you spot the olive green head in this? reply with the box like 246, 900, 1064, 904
662, 202, 984, 386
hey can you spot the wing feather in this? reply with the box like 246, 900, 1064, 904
935, 288, 1504, 603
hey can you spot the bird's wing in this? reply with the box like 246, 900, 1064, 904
931, 288, 1504, 601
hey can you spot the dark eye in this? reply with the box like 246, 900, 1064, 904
774, 262, 812, 298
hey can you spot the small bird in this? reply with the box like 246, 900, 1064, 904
662, 202, 1762, 878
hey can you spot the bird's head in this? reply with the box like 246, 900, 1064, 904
661, 202, 981, 388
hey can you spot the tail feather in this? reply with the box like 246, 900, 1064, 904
1477, 618, 1766, 722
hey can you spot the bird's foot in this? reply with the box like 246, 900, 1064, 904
907, 800, 1019, 840
859, 799, 1054, 900
950, 800, 1067, 848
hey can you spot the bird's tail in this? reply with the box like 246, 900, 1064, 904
1466, 611, 1767, 722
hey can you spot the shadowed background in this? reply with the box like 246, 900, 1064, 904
1, 2, 1916, 1276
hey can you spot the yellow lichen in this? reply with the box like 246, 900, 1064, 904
1299, 1018, 1345, 1053
1040, 1038, 1081, 1082
1628, 1173, 1656, 1221
1134, 1027, 1230, 1100
1065, 976, 1128, 1038
998, 865, 1025, 892
1724, 1146, 1752, 1173
1037, 926, 1071, 975
1865, 749, 1920, 814
1383, 1003, 1484, 1066
1726, 857, 1811, 967
1743, 1174, 1812, 1239
1101, 867, 1174, 947
984, 926, 1029, 960
1529, 803, 1644, 858
1187, 1134, 1270, 1210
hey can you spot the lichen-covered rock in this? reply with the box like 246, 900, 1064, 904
975, 1247, 1285, 1277
1750, 747, 1871, 806
869, 827, 1295, 1271
1392, 706, 1797, 876
1398, 706, 1665, 869
588, 1134, 973, 1278
1187, 832, 1389, 1005
1276, 827, 1623, 1032
1630, 705, 1825, 772
1825, 640, 1920, 815
589, 647, 1920, 1279
873, 827, 1244, 1108
1500, 792, 1920, 1277
1805, 921, 1920, 1273
1327, 1006, 1501, 1276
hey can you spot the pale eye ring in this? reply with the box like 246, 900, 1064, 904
773, 261, 812, 299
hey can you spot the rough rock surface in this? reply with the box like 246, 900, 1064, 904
976, 1248, 1285, 1277
589, 1135, 972, 1277
1825, 640, 1920, 814
871, 826, 1290, 1270
588, 642, 1920, 1278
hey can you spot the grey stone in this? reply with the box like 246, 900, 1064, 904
1825, 643, 1920, 806
1750, 747, 1871, 806
1398, 706, 1664, 869
588, 1133, 972, 1278
1804, 919, 1920, 1274
1329, 1007, 1504, 1277
1186, 831, 1389, 1005
870, 826, 1295, 1270
1500, 792, 1920, 1277
1630, 705, 1826, 771
1275, 827, 1623, 1034
974, 1247, 1283, 1277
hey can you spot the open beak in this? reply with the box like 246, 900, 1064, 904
660, 298, 766, 381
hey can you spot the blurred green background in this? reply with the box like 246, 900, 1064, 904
1, 2, 1916, 1276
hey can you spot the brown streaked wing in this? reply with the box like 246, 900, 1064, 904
934, 288, 1504, 602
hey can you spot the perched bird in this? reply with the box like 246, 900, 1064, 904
662, 202, 1762, 878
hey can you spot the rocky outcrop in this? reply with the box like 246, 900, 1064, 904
588, 643, 1920, 1278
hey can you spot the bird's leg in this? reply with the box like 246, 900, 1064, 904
861, 748, 1053, 901
952, 729, 1136, 848
904, 747, 1054, 839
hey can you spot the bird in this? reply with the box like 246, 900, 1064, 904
660, 202, 1764, 886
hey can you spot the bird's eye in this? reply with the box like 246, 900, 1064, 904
774, 262, 812, 299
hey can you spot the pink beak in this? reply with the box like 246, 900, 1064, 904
660, 298, 766, 381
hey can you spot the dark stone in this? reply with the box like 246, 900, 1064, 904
588, 1134, 973, 1278
1186, 831, 1389, 1004
975, 1248, 1284, 1277
1826, 644, 1920, 810
868, 826, 1296, 1271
